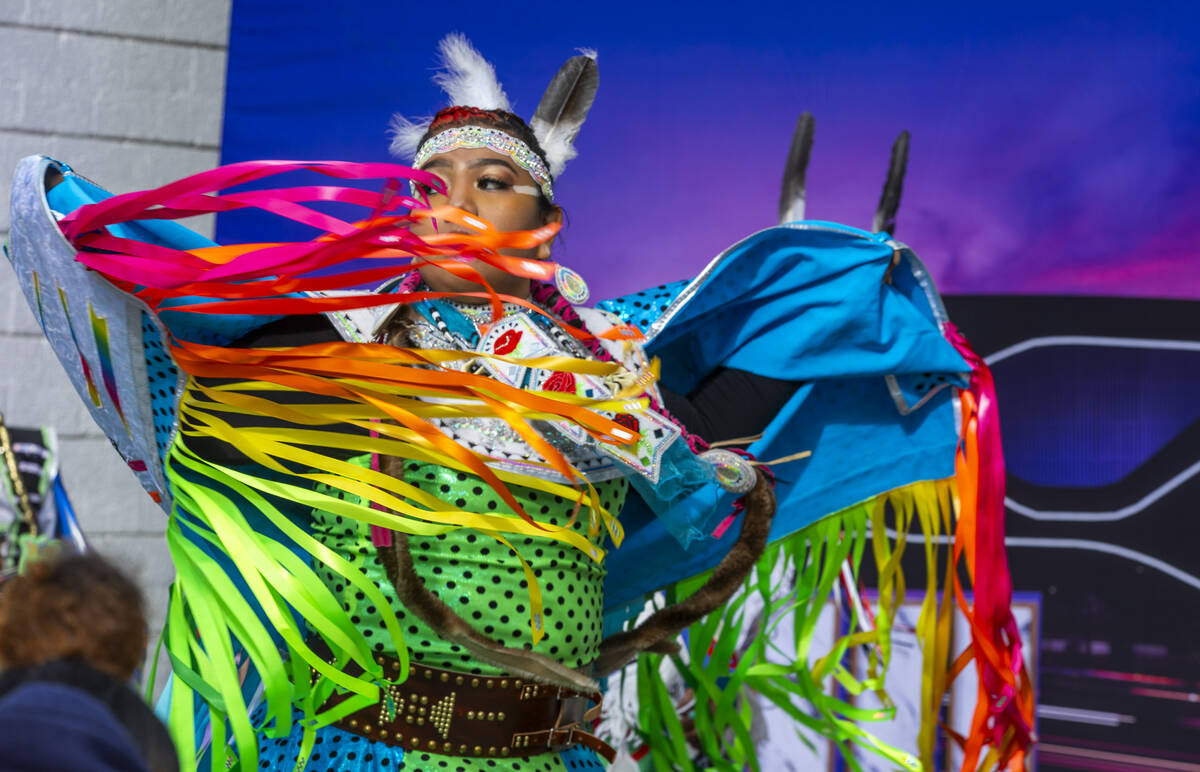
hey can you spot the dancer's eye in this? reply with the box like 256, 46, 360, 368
415, 177, 447, 197
477, 176, 513, 192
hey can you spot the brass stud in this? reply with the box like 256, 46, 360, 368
514, 679, 523, 688
419, 706, 426, 716
428, 740, 437, 750
486, 680, 494, 689
500, 679, 509, 688
379, 729, 389, 739
459, 744, 467, 753
474, 746, 483, 754
467, 710, 476, 720
423, 669, 432, 680
440, 672, 449, 683
455, 675, 464, 685
443, 742, 452, 752
405, 715, 414, 724
498, 712, 506, 721
471, 678, 480, 688
363, 725, 372, 734
417, 717, 425, 726
376, 655, 386, 665
348, 719, 358, 728
488, 747, 497, 756
408, 703, 416, 713
502, 747, 511, 756
420, 696, 429, 706
487, 711, 495, 721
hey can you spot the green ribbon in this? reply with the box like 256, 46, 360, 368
631, 482, 954, 772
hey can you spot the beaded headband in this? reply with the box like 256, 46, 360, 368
414, 125, 555, 201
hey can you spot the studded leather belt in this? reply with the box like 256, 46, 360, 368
308, 640, 616, 763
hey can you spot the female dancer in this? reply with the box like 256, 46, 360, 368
236, 58, 793, 769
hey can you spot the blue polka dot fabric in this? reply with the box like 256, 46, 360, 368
559, 745, 608, 769
596, 280, 688, 335
250, 705, 608, 770
253, 705, 405, 771
142, 311, 179, 462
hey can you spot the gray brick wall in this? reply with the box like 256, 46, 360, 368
0, 0, 231, 698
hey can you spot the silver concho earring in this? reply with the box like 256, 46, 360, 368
554, 264, 589, 305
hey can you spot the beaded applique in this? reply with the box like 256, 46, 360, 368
409, 301, 680, 484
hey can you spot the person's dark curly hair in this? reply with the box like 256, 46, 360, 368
0, 552, 147, 681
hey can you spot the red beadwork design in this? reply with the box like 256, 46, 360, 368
543, 371, 576, 393
493, 329, 523, 355
613, 413, 639, 433
430, 106, 506, 130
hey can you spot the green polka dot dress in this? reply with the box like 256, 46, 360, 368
256, 455, 627, 771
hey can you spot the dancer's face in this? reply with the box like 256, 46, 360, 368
412, 145, 560, 300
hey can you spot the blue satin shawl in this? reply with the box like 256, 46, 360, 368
599, 222, 968, 617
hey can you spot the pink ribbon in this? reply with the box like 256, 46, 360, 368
944, 322, 1034, 751
60, 159, 443, 240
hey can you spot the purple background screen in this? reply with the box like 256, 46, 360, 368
218, 0, 1200, 303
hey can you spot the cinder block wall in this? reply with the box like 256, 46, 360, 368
0, 0, 231, 695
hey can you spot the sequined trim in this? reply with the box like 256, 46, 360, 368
414, 126, 554, 201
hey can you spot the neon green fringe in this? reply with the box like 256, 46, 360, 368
631, 478, 957, 772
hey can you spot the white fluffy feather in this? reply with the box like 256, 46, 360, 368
529, 116, 576, 179
387, 112, 431, 160
432, 33, 511, 111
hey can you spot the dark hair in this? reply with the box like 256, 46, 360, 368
419, 106, 559, 222
0, 552, 147, 681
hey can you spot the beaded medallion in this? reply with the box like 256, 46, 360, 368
700, 448, 758, 494
553, 265, 589, 305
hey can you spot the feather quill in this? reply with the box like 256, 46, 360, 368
530, 51, 600, 178
872, 129, 910, 235
778, 112, 815, 224
432, 33, 511, 111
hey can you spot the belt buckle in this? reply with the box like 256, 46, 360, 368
547, 725, 576, 751
547, 689, 588, 751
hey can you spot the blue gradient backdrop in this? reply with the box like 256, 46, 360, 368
218, 1, 1200, 303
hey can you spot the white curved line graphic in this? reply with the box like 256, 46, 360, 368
986, 335, 1200, 522
1004, 537, 1200, 592
876, 528, 1200, 592
1004, 459, 1200, 522
984, 335, 1200, 366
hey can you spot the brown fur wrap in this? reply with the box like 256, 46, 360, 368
374, 457, 776, 687
376, 454, 601, 695
593, 468, 776, 677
